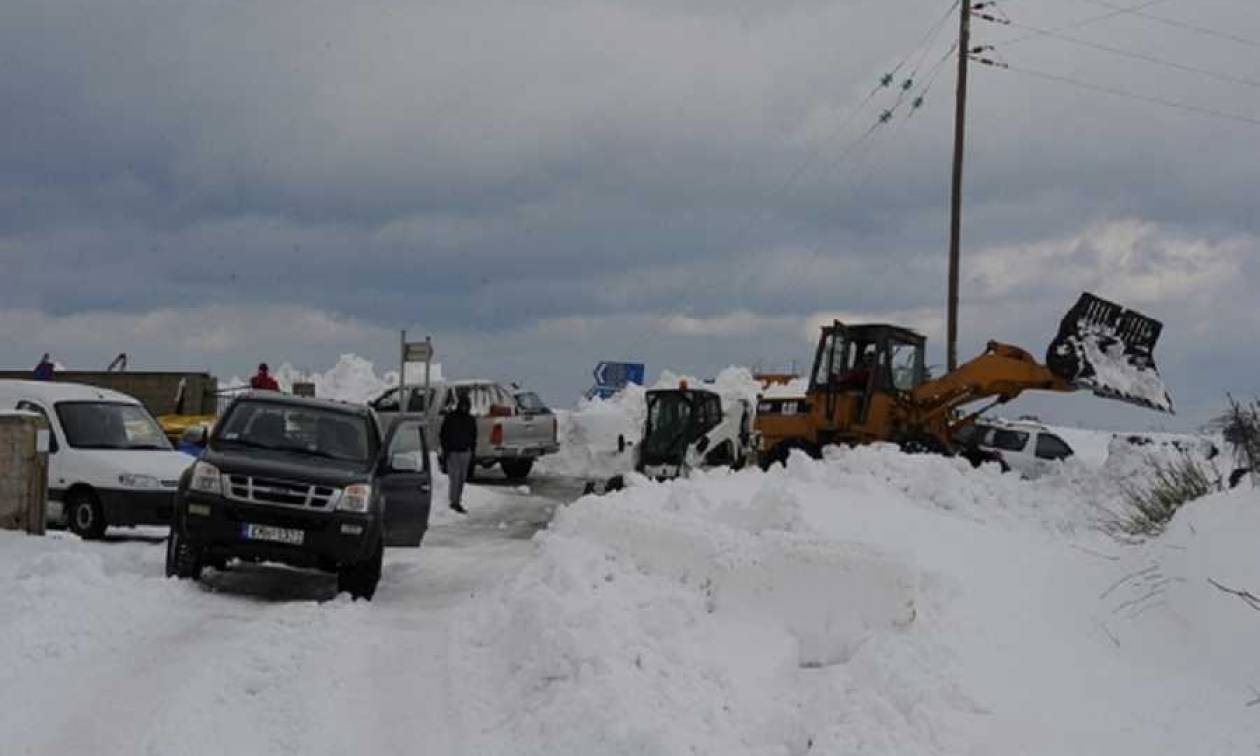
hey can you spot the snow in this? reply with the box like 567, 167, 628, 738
1053, 322, 1174, 413
759, 376, 809, 399
3, 378, 1257, 753
461, 447, 1260, 754
228, 354, 444, 403
0, 474, 567, 756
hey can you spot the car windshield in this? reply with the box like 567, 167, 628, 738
215, 400, 375, 463
55, 401, 172, 450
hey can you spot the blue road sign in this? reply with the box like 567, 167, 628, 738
590, 361, 645, 398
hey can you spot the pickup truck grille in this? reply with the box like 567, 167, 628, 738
224, 475, 339, 510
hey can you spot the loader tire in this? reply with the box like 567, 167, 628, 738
896, 434, 949, 456
761, 439, 819, 470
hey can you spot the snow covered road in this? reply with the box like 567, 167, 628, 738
0, 474, 585, 756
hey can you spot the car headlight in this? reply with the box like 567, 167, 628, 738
337, 483, 372, 513
118, 473, 161, 489
189, 461, 223, 495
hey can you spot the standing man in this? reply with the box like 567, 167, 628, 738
439, 395, 477, 514
32, 354, 55, 381
249, 363, 280, 391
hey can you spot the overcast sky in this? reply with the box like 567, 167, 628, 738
2, 0, 1257, 429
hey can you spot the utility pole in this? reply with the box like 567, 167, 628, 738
947, 0, 972, 372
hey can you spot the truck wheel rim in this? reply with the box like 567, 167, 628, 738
75, 503, 93, 529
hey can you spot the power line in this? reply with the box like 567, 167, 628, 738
999, 18, 1260, 90
1077, 0, 1260, 49
721, 0, 961, 251
1002, 0, 1173, 46
768, 0, 961, 200
975, 57, 1260, 127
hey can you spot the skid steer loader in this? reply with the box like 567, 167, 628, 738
586, 383, 758, 494
759, 292, 1172, 465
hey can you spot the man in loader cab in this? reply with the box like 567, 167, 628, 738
837, 345, 877, 391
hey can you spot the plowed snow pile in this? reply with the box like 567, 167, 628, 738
228, 353, 443, 403
459, 446, 1260, 754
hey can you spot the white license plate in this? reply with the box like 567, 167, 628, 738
241, 523, 304, 545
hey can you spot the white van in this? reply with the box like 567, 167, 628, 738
0, 381, 195, 538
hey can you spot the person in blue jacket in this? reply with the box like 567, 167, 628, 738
33, 354, 55, 381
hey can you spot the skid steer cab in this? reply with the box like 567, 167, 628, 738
588, 384, 758, 494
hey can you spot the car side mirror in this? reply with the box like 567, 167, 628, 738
391, 453, 421, 472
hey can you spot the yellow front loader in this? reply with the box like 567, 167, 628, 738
758, 293, 1172, 464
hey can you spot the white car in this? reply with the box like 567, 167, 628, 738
958, 419, 1075, 478
0, 380, 195, 538
370, 380, 559, 480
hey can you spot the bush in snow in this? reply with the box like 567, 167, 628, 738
1217, 395, 1259, 488
1115, 452, 1222, 537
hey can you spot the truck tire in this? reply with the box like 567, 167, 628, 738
501, 459, 534, 481
66, 489, 107, 540
165, 527, 203, 580
338, 541, 383, 601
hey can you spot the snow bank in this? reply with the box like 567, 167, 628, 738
760, 376, 809, 400
228, 354, 444, 404
462, 446, 1260, 754
1102, 430, 1228, 491
538, 384, 646, 478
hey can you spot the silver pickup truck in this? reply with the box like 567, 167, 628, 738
369, 380, 558, 480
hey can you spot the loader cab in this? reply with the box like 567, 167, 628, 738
811, 323, 927, 395
807, 322, 927, 439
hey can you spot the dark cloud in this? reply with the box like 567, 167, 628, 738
1, 0, 1257, 427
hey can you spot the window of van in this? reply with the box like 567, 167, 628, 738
16, 401, 58, 452
55, 402, 171, 450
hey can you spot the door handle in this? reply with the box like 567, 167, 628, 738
420, 483, 431, 493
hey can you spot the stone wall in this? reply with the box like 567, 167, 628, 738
0, 414, 48, 534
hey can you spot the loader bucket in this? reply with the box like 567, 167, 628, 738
1046, 292, 1174, 413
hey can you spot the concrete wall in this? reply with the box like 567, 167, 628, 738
0, 372, 218, 416
0, 414, 48, 534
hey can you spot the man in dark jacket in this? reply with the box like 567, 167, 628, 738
439, 395, 477, 514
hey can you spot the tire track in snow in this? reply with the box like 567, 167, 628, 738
0, 479, 574, 756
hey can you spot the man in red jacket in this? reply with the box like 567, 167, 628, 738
249, 363, 280, 391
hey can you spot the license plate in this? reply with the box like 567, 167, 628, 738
240, 523, 304, 545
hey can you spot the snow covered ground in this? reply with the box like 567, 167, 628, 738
461, 448, 1260, 754
2, 353, 1255, 754
0, 474, 576, 756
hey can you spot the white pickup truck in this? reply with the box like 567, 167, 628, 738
369, 380, 558, 480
